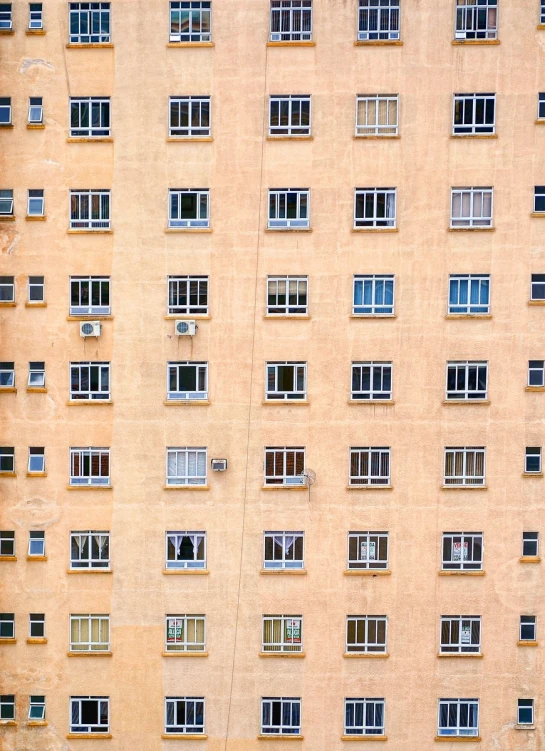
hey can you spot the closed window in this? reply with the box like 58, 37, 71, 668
28, 447, 45, 473
358, 0, 399, 40
440, 616, 481, 654
531, 274, 545, 300
453, 93, 495, 135
344, 698, 385, 736
346, 616, 387, 653
69, 3, 110, 44
354, 188, 396, 228
0, 447, 14, 473
448, 274, 490, 315
165, 615, 206, 652
0, 189, 14, 215
168, 275, 208, 315
542, 3, 545, 24
455, 0, 497, 40
170, 1, 211, 43
438, 699, 479, 737
167, 362, 208, 401
28, 362, 45, 387
0, 696, 15, 721
28, 531, 45, 557
28, 695, 45, 720
522, 532, 539, 557
348, 532, 389, 570
169, 189, 209, 228
70, 98, 110, 138
518, 699, 534, 726
349, 447, 390, 486
0, 4, 12, 29
263, 531, 304, 570
0, 532, 14, 557
27, 189, 44, 216
29, 613, 45, 638
446, 361, 487, 400
261, 697, 301, 735
267, 276, 308, 316
528, 360, 545, 387
166, 447, 207, 486
28, 96, 43, 123
29, 4, 42, 29
0, 362, 14, 388
442, 532, 483, 571
69, 696, 109, 734
351, 362, 392, 400
28, 276, 45, 303
70, 276, 110, 315
264, 447, 305, 485
0, 613, 14, 639
268, 189, 310, 229
353, 275, 394, 315
262, 615, 302, 653
165, 697, 205, 734
266, 362, 306, 400
520, 616, 536, 642
0, 276, 14, 302
270, 0, 312, 41
444, 447, 485, 486
70, 447, 110, 485
70, 531, 110, 569
70, 362, 110, 401
0, 98, 11, 125
70, 190, 110, 230
356, 94, 398, 136
269, 95, 311, 137
166, 531, 206, 569
70, 615, 110, 651
535, 186, 545, 214
538, 93, 545, 121
169, 96, 210, 138
451, 187, 493, 228
525, 447, 541, 474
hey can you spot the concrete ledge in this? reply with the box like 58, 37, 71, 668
257, 735, 304, 740
66, 485, 112, 490
27, 387, 47, 393
27, 123, 46, 128
66, 569, 112, 574
0, 638, 17, 644
0, 721, 17, 726
442, 400, 489, 405
0, 556, 17, 562
27, 472, 47, 477
163, 485, 209, 490
525, 386, 545, 392
267, 41, 315, 46
166, 137, 213, 142
353, 135, 400, 139
448, 226, 494, 232
528, 300, 545, 305
67, 400, 112, 406
437, 652, 483, 658
0, 472, 17, 477
517, 640, 538, 646
162, 569, 209, 575
27, 720, 48, 726
348, 400, 395, 405
161, 734, 208, 740
66, 733, 112, 739
346, 485, 392, 490
350, 314, 396, 319
259, 652, 305, 658
164, 315, 211, 320
260, 569, 306, 575
0, 302, 16, 307
27, 637, 47, 644
25, 30, 46, 35
262, 400, 309, 405
67, 229, 112, 234
341, 735, 387, 741
352, 227, 398, 233
65, 43, 113, 48
451, 37, 499, 44
344, 569, 391, 576
354, 39, 402, 45
67, 137, 113, 143
267, 136, 313, 141
520, 556, 541, 563
25, 215, 46, 221
530, 212, 545, 217
522, 472, 543, 478
344, 652, 389, 658
162, 651, 208, 657
164, 400, 210, 406
439, 570, 485, 576
0, 215, 15, 220
67, 315, 113, 321
0, 387, 17, 393
445, 314, 491, 319
261, 485, 307, 491
450, 134, 497, 139
441, 485, 487, 490
435, 738, 481, 742
27, 555, 47, 561
166, 42, 214, 47
265, 227, 312, 233
26, 302, 47, 307
164, 228, 212, 233
67, 651, 112, 656
263, 315, 311, 320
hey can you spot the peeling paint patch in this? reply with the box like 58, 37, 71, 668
19, 58, 54, 73
0, 230, 19, 255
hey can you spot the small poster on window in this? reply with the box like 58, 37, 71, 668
461, 624, 471, 644
453, 542, 468, 561
286, 619, 301, 643
167, 620, 183, 642
361, 541, 376, 560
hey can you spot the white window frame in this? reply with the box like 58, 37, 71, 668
70, 362, 110, 401
70, 531, 110, 570
165, 531, 206, 570
442, 532, 483, 571
263, 531, 304, 570
69, 2, 111, 44
262, 615, 303, 653
0, 695, 15, 721
455, 0, 497, 40
518, 699, 534, 726
448, 274, 490, 315
525, 447, 542, 474
28, 531, 45, 557
169, 1, 211, 43
69, 190, 111, 230
0, 276, 14, 302
542, 2, 545, 24
355, 94, 398, 137
0, 362, 14, 388
166, 447, 207, 486
354, 188, 396, 229
344, 698, 385, 736
167, 361, 208, 401
270, 0, 312, 42
358, 0, 399, 41
347, 532, 389, 570
535, 186, 545, 214
523, 532, 539, 557
28, 97, 43, 124
440, 615, 481, 654
351, 362, 392, 401
265, 362, 306, 401
70, 276, 110, 315
349, 447, 391, 486
165, 697, 205, 735
69, 696, 110, 734
445, 361, 488, 401
269, 95, 311, 137
70, 447, 110, 486
346, 615, 387, 654
453, 93, 495, 135
0, 447, 15, 473
167, 275, 208, 315
0, 189, 14, 215
168, 189, 209, 228
261, 697, 301, 735
28, 276, 45, 303
169, 96, 211, 138
531, 274, 545, 301
0, 613, 15, 639
165, 615, 206, 653
267, 276, 308, 316
353, 275, 395, 316
29, 612, 45, 638
0, 4, 12, 30
70, 614, 110, 652
443, 447, 486, 486
0, 532, 15, 557
27, 189, 44, 216
450, 187, 493, 228
264, 446, 305, 486
438, 698, 479, 737
28, 361, 45, 387
70, 97, 111, 138
539, 93, 545, 121
268, 189, 310, 229
520, 616, 537, 642
28, 447, 45, 474
528, 360, 545, 387
28, 695, 45, 721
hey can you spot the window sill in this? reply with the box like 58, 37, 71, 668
528, 300, 545, 305
0, 638, 17, 644
538, 24, 545, 30
259, 652, 305, 658
0, 30, 15, 35
25, 30, 46, 35
352, 227, 398, 233
166, 41, 215, 47
261, 485, 307, 491
450, 134, 497, 139
67, 315, 113, 321
66, 400, 112, 406
448, 226, 494, 232
66, 733, 113, 739
442, 400, 490, 405
66, 137, 113, 143
164, 314, 211, 320
525, 386, 545, 392
262, 400, 309, 406
27, 123, 45, 129
265, 227, 312, 233
530, 213, 545, 218
520, 556, 541, 563
0, 721, 17, 726
66, 485, 112, 490
437, 652, 483, 658
66, 568, 112, 574
267, 41, 315, 47
439, 570, 485, 576
0, 472, 17, 477
515, 725, 535, 730
348, 399, 394, 405
266, 136, 313, 141
25, 215, 46, 221
27, 387, 48, 393
346, 484, 393, 490
452, 37, 499, 44
445, 314, 492, 319
26, 472, 47, 477
522, 472, 543, 478
161, 735, 208, 740
27, 555, 47, 561
163, 485, 209, 491
517, 640, 538, 646
350, 314, 396, 319
26, 302, 47, 307
27, 637, 47, 644
344, 652, 389, 658
0, 387, 17, 393
354, 39, 402, 46
67, 229, 113, 234
353, 134, 400, 139
257, 735, 304, 740
440, 485, 487, 490
162, 651, 208, 657
0, 302, 16, 307
65, 42, 114, 48
166, 137, 213, 142
27, 720, 48, 726
67, 651, 112, 656
165, 228, 212, 233
263, 315, 311, 320
260, 569, 306, 575
0, 556, 17, 562
162, 569, 209, 575
341, 735, 388, 741
435, 737, 481, 742
164, 400, 210, 406
0, 215, 15, 221
344, 569, 391, 576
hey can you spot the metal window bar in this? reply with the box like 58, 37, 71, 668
264, 447, 305, 485
344, 698, 385, 736
438, 699, 479, 737
266, 362, 306, 400
444, 447, 485, 486
70, 531, 110, 569
356, 95, 398, 136
69, 3, 111, 43
70, 98, 111, 138
0, 276, 14, 302
528, 360, 545, 387
347, 532, 389, 570
169, 96, 211, 137
263, 531, 304, 569
165, 697, 205, 734
442, 533, 483, 570
169, 189, 209, 228
346, 616, 387, 653
29, 4, 42, 29
267, 276, 308, 315
450, 187, 493, 227
0, 3, 12, 29
448, 274, 490, 314
455, 0, 497, 40
168, 276, 208, 315
166, 448, 207, 485
440, 616, 481, 654
166, 532, 206, 569
165, 615, 206, 652
268, 189, 310, 228
167, 362, 208, 400
354, 188, 396, 228
353, 275, 394, 315
270, 0, 312, 41
269, 96, 311, 136
261, 697, 301, 735
70, 362, 110, 400
70, 448, 110, 485
535, 186, 545, 213
70, 615, 110, 651
69, 190, 110, 229
349, 447, 390, 485
351, 362, 392, 400
358, 0, 399, 40
262, 615, 303, 652
170, 1, 211, 43
446, 361, 488, 400
520, 616, 536, 642
453, 94, 495, 135
70, 696, 109, 733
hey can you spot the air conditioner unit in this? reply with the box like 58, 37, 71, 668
175, 319, 196, 336
211, 458, 227, 472
80, 321, 101, 338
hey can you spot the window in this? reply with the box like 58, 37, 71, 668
69, 696, 109, 733
169, 96, 210, 138
0, 362, 14, 388
0, 532, 14, 557
168, 276, 208, 315
28, 362, 45, 387
166, 531, 206, 569
522, 532, 539, 557
269, 96, 311, 137
69, 3, 110, 44
70, 362, 110, 400
351, 362, 392, 400
451, 187, 493, 228
70, 190, 110, 230
0, 277, 14, 302
70, 531, 110, 569
347, 532, 389, 570
525, 447, 542, 474
539, 93, 545, 121
267, 276, 308, 316
354, 188, 396, 228
535, 186, 545, 214
0, 4, 12, 29
453, 94, 495, 135
520, 616, 536, 642
165, 615, 206, 652
448, 274, 490, 315
165, 698, 205, 735
70, 98, 110, 138
531, 274, 545, 301
70, 276, 110, 315
261, 697, 301, 735
266, 362, 306, 401
542, 2, 545, 24
440, 616, 481, 654
262, 615, 302, 653
28, 696, 45, 721
528, 360, 545, 387
346, 616, 387, 653
442, 532, 483, 571
29, 613, 45, 638
349, 447, 390, 486
28, 447, 45, 474
264, 447, 305, 486
263, 531, 304, 570
344, 698, 385, 737
0, 696, 15, 721
0, 99, 11, 125
169, 189, 209, 228
270, 0, 312, 41
0, 447, 14, 473
0, 189, 14, 215
70, 615, 110, 651
166, 447, 207, 486
356, 95, 398, 137
0, 613, 14, 639
29, 4, 42, 29
27, 189, 44, 216
443, 447, 485, 486
167, 362, 208, 401
358, 0, 399, 40
28, 97, 43, 124
28, 531, 45, 557
170, 1, 211, 43
353, 275, 394, 316
70, 447, 110, 486
446, 361, 487, 400
518, 699, 534, 726
268, 189, 310, 229
28, 276, 44, 303
455, 0, 497, 40
438, 699, 479, 737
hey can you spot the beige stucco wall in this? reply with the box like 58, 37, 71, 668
2, 0, 545, 748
